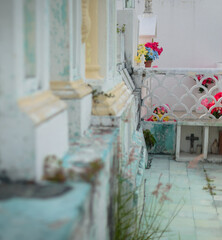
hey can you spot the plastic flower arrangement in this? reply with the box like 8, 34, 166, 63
134, 42, 163, 64
145, 105, 170, 122
201, 92, 222, 119
195, 75, 218, 93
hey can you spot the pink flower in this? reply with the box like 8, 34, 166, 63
201, 98, 209, 107
145, 105, 171, 122
207, 101, 215, 109
201, 92, 222, 118
160, 107, 165, 111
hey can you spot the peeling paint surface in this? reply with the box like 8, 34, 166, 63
0, 126, 120, 240
63, 127, 119, 168
142, 121, 176, 155
50, 0, 70, 81
24, 0, 36, 78
0, 183, 91, 240
0, 1, 145, 239
0, 93, 145, 240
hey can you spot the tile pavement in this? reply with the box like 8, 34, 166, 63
144, 155, 222, 240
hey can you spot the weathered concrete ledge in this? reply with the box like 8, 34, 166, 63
0, 182, 91, 240
121, 128, 147, 221
0, 127, 119, 240
0, 92, 146, 240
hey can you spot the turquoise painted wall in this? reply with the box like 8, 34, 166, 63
142, 121, 176, 155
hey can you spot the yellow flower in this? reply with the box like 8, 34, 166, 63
139, 49, 148, 55
134, 55, 141, 63
137, 44, 144, 50
157, 114, 163, 120
135, 44, 149, 63
163, 116, 169, 121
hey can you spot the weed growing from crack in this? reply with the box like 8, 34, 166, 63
114, 174, 184, 240
203, 168, 217, 196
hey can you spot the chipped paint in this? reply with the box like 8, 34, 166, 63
142, 121, 176, 155
59, 65, 69, 77
50, 0, 70, 81
24, 0, 36, 77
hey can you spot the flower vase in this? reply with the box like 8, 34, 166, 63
145, 60, 152, 68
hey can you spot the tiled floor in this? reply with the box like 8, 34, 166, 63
144, 155, 222, 240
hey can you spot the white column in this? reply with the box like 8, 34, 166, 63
0, 0, 68, 181
203, 126, 209, 160
50, 0, 92, 138
117, 9, 139, 72
176, 125, 181, 160
85, 0, 103, 80
85, 0, 120, 91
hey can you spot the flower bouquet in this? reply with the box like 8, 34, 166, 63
201, 92, 222, 119
134, 41, 163, 67
145, 105, 170, 122
194, 75, 218, 93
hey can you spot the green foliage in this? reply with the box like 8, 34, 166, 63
199, 87, 206, 93
143, 129, 156, 149
117, 24, 126, 33
212, 111, 222, 119
114, 177, 137, 240
113, 175, 184, 240
203, 168, 216, 196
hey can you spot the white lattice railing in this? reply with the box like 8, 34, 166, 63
133, 68, 222, 122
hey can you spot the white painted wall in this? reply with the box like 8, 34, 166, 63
97, 0, 119, 92
209, 126, 222, 153
180, 125, 203, 153
117, 9, 139, 73
135, 0, 222, 68
66, 94, 92, 139
0, 0, 69, 181
35, 111, 68, 181
116, 0, 124, 10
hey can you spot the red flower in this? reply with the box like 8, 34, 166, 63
144, 42, 163, 56
157, 47, 163, 55
203, 92, 222, 118
214, 92, 222, 101
146, 116, 154, 121
144, 42, 153, 48
207, 101, 215, 109
196, 75, 218, 85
